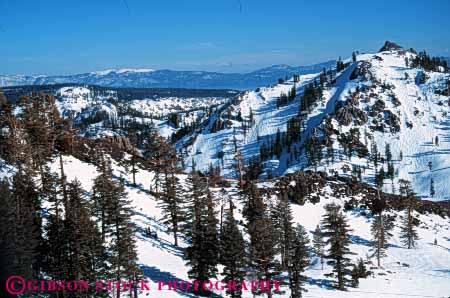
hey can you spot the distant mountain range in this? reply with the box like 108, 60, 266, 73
0, 61, 335, 90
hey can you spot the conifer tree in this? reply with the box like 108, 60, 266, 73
109, 179, 140, 298
11, 172, 42, 280
248, 216, 279, 298
244, 180, 280, 298
271, 192, 293, 270
0, 179, 18, 286
371, 213, 393, 267
182, 170, 207, 238
220, 209, 246, 298
351, 258, 369, 287
312, 224, 325, 270
121, 152, 139, 186
321, 203, 353, 290
92, 158, 117, 243
19, 94, 61, 185
385, 144, 392, 162
371, 141, 379, 168
288, 224, 310, 298
159, 169, 185, 246
44, 211, 67, 281
91, 160, 140, 292
185, 186, 219, 296
430, 178, 435, 198
399, 180, 420, 249
65, 179, 105, 286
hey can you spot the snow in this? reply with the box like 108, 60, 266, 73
3, 48, 450, 297
129, 97, 228, 119
42, 154, 450, 298
91, 68, 155, 75
180, 49, 450, 201
55, 86, 117, 119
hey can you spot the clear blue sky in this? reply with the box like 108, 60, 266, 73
1, 0, 450, 75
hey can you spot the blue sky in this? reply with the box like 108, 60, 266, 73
1, 0, 450, 75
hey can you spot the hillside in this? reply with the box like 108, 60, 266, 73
178, 43, 450, 201
49, 154, 450, 298
1, 146, 449, 298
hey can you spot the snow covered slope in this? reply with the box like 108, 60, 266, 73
5, 84, 235, 140
179, 46, 450, 201
46, 154, 450, 298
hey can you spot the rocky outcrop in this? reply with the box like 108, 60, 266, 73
379, 41, 403, 52
335, 104, 368, 126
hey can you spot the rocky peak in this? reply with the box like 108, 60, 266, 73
379, 40, 403, 52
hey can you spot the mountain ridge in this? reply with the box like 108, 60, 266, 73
0, 61, 335, 90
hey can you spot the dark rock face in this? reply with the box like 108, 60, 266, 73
379, 41, 403, 52
335, 105, 368, 126
273, 171, 450, 218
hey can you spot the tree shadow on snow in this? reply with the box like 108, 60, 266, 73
135, 226, 184, 257
305, 277, 334, 290
139, 265, 223, 298
348, 234, 372, 247
433, 269, 450, 275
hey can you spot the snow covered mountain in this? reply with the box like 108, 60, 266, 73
0, 61, 334, 90
2, 83, 237, 141
177, 42, 450, 201
1, 42, 449, 298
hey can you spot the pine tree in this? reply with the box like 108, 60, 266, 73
248, 215, 280, 298
321, 203, 353, 290
271, 192, 293, 270
91, 160, 140, 291
185, 186, 219, 296
351, 258, 369, 287
121, 152, 139, 186
0, 179, 18, 286
11, 172, 42, 280
351, 264, 359, 287
182, 170, 207, 238
235, 150, 245, 188
371, 212, 393, 267
44, 211, 67, 282
385, 144, 392, 162
65, 180, 106, 284
92, 158, 117, 243
220, 209, 246, 298
375, 167, 385, 188
242, 180, 265, 225
108, 179, 140, 298
371, 141, 379, 168
430, 178, 435, 197
19, 94, 61, 186
143, 131, 176, 193
244, 180, 280, 298
288, 224, 310, 298
159, 169, 185, 246
399, 180, 420, 249
312, 224, 325, 270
